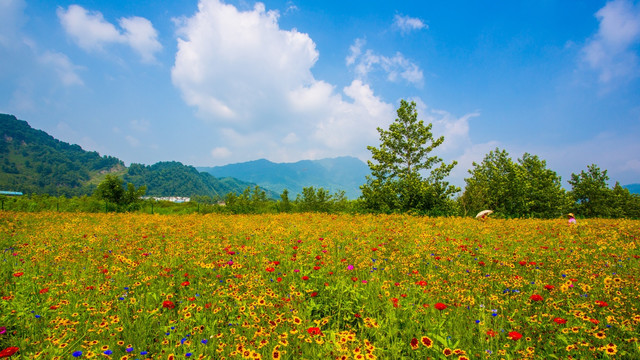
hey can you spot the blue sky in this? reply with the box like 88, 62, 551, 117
1, 0, 639, 189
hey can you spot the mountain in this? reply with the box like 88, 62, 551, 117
198, 156, 370, 199
123, 161, 277, 199
0, 114, 261, 198
0, 113, 123, 196
624, 184, 640, 194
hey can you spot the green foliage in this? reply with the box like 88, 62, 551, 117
360, 100, 459, 214
568, 164, 613, 218
93, 174, 146, 211
461, 148, 569, 218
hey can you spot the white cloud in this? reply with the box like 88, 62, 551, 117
393, 14, 427, 34
346, 38, 424, 86
130, 118, 150, 132
211, 146, 232, 159
0, 0, 27, 47
125, 135, 140, 147
39, 51, 84, 86
57, 5, 161, 62
581, 0, 640, 83
171, 0, 402, 164
119, 16, 162, 63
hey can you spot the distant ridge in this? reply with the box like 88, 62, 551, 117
624, 183, 640, 194
198, 156, 370, 199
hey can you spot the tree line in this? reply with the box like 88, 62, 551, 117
2, 103, 639, 218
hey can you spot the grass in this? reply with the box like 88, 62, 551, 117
1, 212, 639, 359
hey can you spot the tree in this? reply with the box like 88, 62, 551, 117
360, 99, 459, 213
461, 149, 568, 218
568, 164, 611, 217
94, 174, 146, 210
517, 153, 569, 218
94, 174, 125, 205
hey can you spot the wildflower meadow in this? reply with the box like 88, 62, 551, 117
1, 212, 639, 359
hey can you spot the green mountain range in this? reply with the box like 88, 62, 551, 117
0, 114, 260, 198
198, 157, 370, 199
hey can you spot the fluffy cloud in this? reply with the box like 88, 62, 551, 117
57, 5, 161, 63
581, 0, 640, 83
39, 51, 83, 86
346, 38, 424, 86
393, 14, 427, 34
171, 0, 400, 163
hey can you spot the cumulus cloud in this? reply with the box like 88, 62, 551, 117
39, 51, 84, 86
581, 0, 640, 83
57, 5, 161, 63
393, 14, 427, 34
346, 38, 424, 86
171, 0, 403, 163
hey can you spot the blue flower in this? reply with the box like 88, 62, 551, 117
186, 353, 192, 357
201, 339, 208, 344
140, 351, 148, 355
126, 347, 133, 352
72, 351, 82, 357
103, 350, 113, 355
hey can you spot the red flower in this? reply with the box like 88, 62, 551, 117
508, 331, 522, 340
529, 294, 544, 302
416, 280, 427, 286
0, 347, 19, 358
544, 284, 555, 291
276, 277, 282, 282
307, 327, 322, 336
553, 317, 567, 324
302, 276, 309, 281
595, 300, 608, 307
420, 336, 433, 348
39, 288, 49, 294
354, 313, 361, 318
518, 261, 527, 266
266, 267, 275, 272
434, 302, 447, 311
351, 277, 358, 282
181, 281, 190, 286
310, 292, 318, 297
12, 272, 23, 277
478, 261, 485, 266
410, 338, 419, 350
162, 300, 176, 309
486, 329, 496, 338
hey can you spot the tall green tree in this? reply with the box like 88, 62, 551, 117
568, 164, 612, 218
360, 99, 459, 213
517, 153, 569, 218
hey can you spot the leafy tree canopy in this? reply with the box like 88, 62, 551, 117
360, 99, 459, 214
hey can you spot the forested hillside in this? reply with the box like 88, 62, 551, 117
0, 114, 262, 198
0, 114, 123, 196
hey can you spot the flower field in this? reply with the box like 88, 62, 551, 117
1, 212, 639, 359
